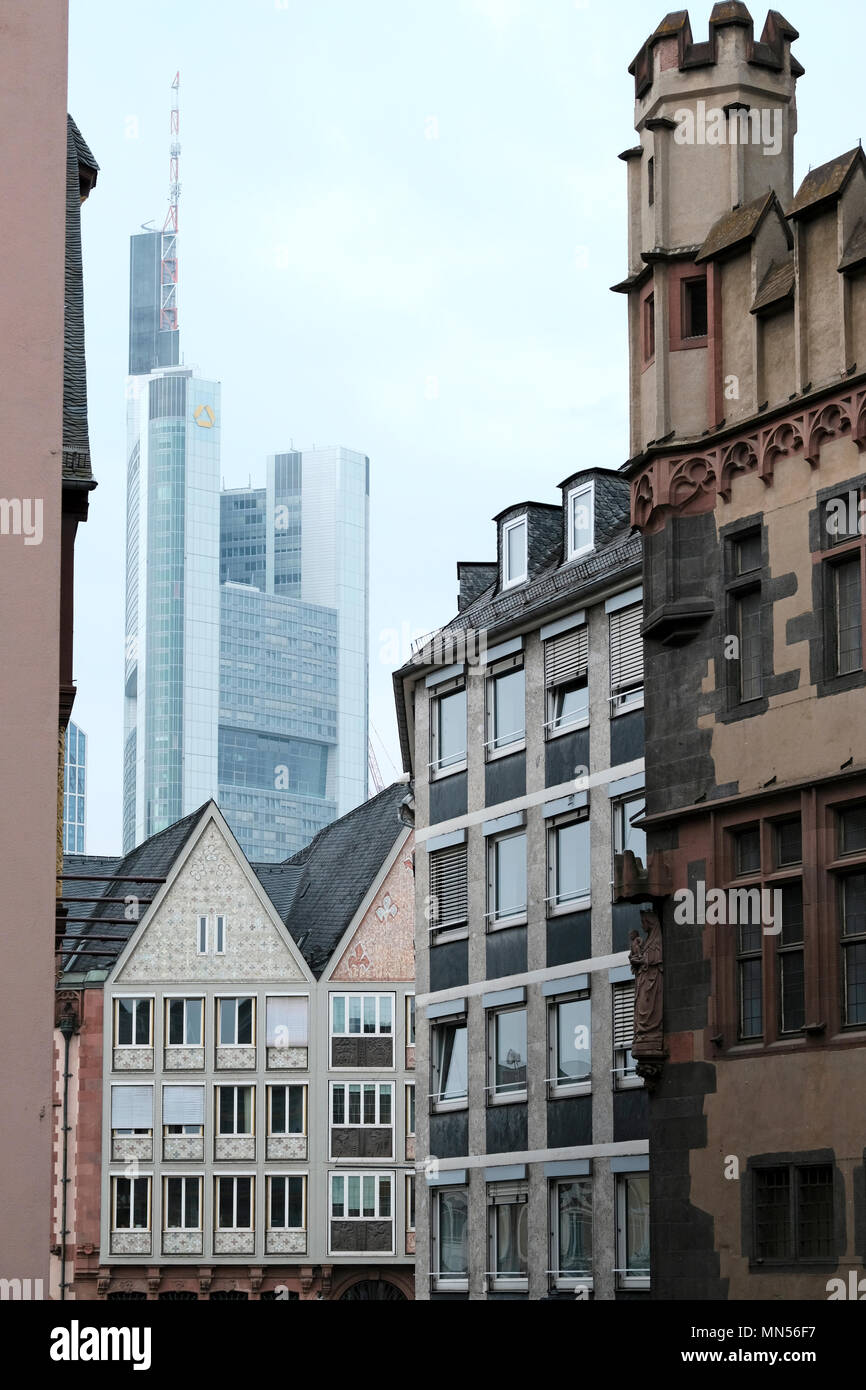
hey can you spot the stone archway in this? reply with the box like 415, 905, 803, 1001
338, 1277, 407, 1301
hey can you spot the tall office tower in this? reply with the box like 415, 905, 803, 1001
128, 230, 180, 376
217, 447, 369, 861
63, 721, 87, 854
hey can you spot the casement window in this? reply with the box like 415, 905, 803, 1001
163, 1085, 204, 1136
550, 1178, 593, 1286
735, 587, 763, 702
166, 997, 203, 1047
485, 655, 525, 756
216, 1085, 254, 1136
428, 842, 468, 939
488, 1006, 528, 1102
753, 1163, 835, 1263
775, 817, 803, 867
502, 517, 527, 588
268, 1084, 306, 1136
832, 557, 863, 675
734, 532, 762, 575
164, 1176, 201, 1231
406, 1082, 416, 1136
777, 883, 805, 1034
734, 824, 761, 876
487, 829, 527, 928
406, 995, 416, 1046
216, 1176, 254, 1231
331, 1082, 393, 1128
725, 531, 764, 706
430, 679, 467, 776
840, 872, 866, 1026
548, 991, 591, 1094
330, 1172, 392, 1221
615, 1172, 650, 1289
544, 623, 589, 737
820, 488, 866, 680
647, 156, 654, 207
218, 997, 255, 1047
488, 1181, 529, 1289
265, 996, 308, 1048
567, 483, 594, 560
405, 1175, 416, 1233
197, 914, 225, 954
613, 795, 647, 872
430, 1018, 468, 1110
643, 294, 655, 362
432, 1186, 468, 1287
838, 803, 866, 857
268, 1175, 306, 1231
330, 994, 393, 1038
112, 1176, 151, 1231
114, 997, 152, 1048
609, 604, 644, 712
547, 814, 590, 913
682, 275, 708, 339
737, 914, 763, 1039
111, 1085, 153, 1137
612, 981, 640, 1088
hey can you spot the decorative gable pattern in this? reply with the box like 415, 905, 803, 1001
116, 821, 306, 983
330, 845, 414, 982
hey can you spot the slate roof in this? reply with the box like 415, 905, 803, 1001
751, 254, 795, 313
840, 218, 866, 274
63, 116, 98, 483
696, 191, 786, 264
60, 787, 410, 980
788, 147, 866, 219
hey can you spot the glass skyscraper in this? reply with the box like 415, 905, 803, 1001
63, 721, 87, 854
122, 236, 369, 859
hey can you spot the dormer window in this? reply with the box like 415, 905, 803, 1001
502, 518, 527, 589
567, 483, 594, 560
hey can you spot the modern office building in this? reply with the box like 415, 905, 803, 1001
123, 246, 369, 861
64, 722, 87, 854
616, 6, 866, 1299
393, 472, 651, 1300
55, 784, 415, 1300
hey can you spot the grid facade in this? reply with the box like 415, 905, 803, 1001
63, 721, 86, 854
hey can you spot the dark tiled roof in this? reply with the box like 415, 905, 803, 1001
788, 147, 865, 219
696, 191, 784, 264
750, 255, 795, 313
61, 806, 206, 972
840, 218, 866, 273
256, 783, 410, 977
63, 116, 97, 483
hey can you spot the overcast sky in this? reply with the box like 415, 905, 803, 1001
68, 0, 866, 854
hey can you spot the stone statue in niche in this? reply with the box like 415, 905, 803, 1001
629, 908, 664, 1055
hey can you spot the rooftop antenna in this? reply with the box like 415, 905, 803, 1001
160, 71, 181, 336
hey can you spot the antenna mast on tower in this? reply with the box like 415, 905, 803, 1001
160, 70, 180, 335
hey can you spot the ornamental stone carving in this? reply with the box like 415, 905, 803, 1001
631, 383, 866, 531
115, 821, 305, 983
331, 846, 415, 982
110, 1232, 152, 1256
214, 1137, 255, 1161
265, 1231, 306, 1255
163, 1136, 203, 1161
213, 1232, 255, 1256
266, 1046, 307, 1070
163, 1232, 203, 1256
265, 1135, 306, 1160
164, 1047, 204, 1071
113, 1048, 153, 1071
112, 1136, 152, 1162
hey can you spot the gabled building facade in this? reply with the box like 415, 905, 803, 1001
393, 472, 652, 1300
54, 785, 415, 1300
616, 5, 866, 1299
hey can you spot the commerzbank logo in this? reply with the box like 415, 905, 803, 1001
193, 403, 215, 428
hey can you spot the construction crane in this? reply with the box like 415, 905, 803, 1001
368, 738, 385, 794
160, 71, 180, 334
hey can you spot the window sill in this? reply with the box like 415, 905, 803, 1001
433, 1278, 468, 1293
486, 739, 526, 763
547, 897, 590, 918
488, 914, 527, 933
431, 1100, 468, 1115
610, 696, 644, 718
614, 1077, 644, 1091
431, 925, 469, 946
549, 1083, 591, 1100
430, 760, 467, 782
545, 719, 589, 742
488, 1091, 527, 1107
489, 1278, 529, 1293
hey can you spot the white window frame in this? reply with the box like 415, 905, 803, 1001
567, 482, 594, 560
487, 1182, 529, 1292
111, 1174, 152, 1232
430, 1016, 469, 1113
612, 793, 647, 875
217, 995, 256, 1048
609, 602, 645, 716
547, 990, 592, 1097
405, 1173, 416, 1235
197, 915, 208, 955
165, 995, 204, 1048
487, 828, 528, 930
162, 1080, 205, 1137
330, 1081, 395, 1130
432, 1185, 469, 1291
406, 993, 416, 1046
163, 1174, 203, 1231
429, 678, 467, 779
215, 1084, 255, 1137
487, 1005, 528, 1105
428, 842, 469, 944
329, 1172, 395, 1254
546, 813, 591, 916
215, 914, 225, 954
113, 995, 153, 1049
330, 993, 395, 1039
215, 1174, 255, 1231
612, 981, 642, 1090
110, 1082, 153, 1138
549, 1176, 594, 1291
265, 992, 309, 1049
267, 1083, 307, 1137
502, 516, 528, 589
615, 1171, 650, 1290
485, 655, 526, 760
266, 1173, 307, 1232
405, 1081, 416, 1137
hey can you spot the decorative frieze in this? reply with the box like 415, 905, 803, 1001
113, 1047, 153, 1072
216, 1046, 256, 1070
266, 1046, 307, 1070
164, 1047, 204, 1071
265, 1231, 306, 1255
163, 1136, 204, 1161
111, 1136, 152, 1162
214, 1137, 255, 1161
110, 1232, 152, 1256
213, 1231, 255, 1255
163, 1231, 203, 1256
265, 1135, 306, 1160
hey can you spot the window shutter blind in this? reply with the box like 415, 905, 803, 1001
429, 844, 468, 928
612, 982, 635, 1049
111, 1085, 153, 1129
267, 996, 308, 1046
544, 626, 588, 687
163, 1086, 205, 1126
609, 605, 644, 693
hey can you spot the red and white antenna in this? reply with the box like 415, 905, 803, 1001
160, 70, 180, 334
